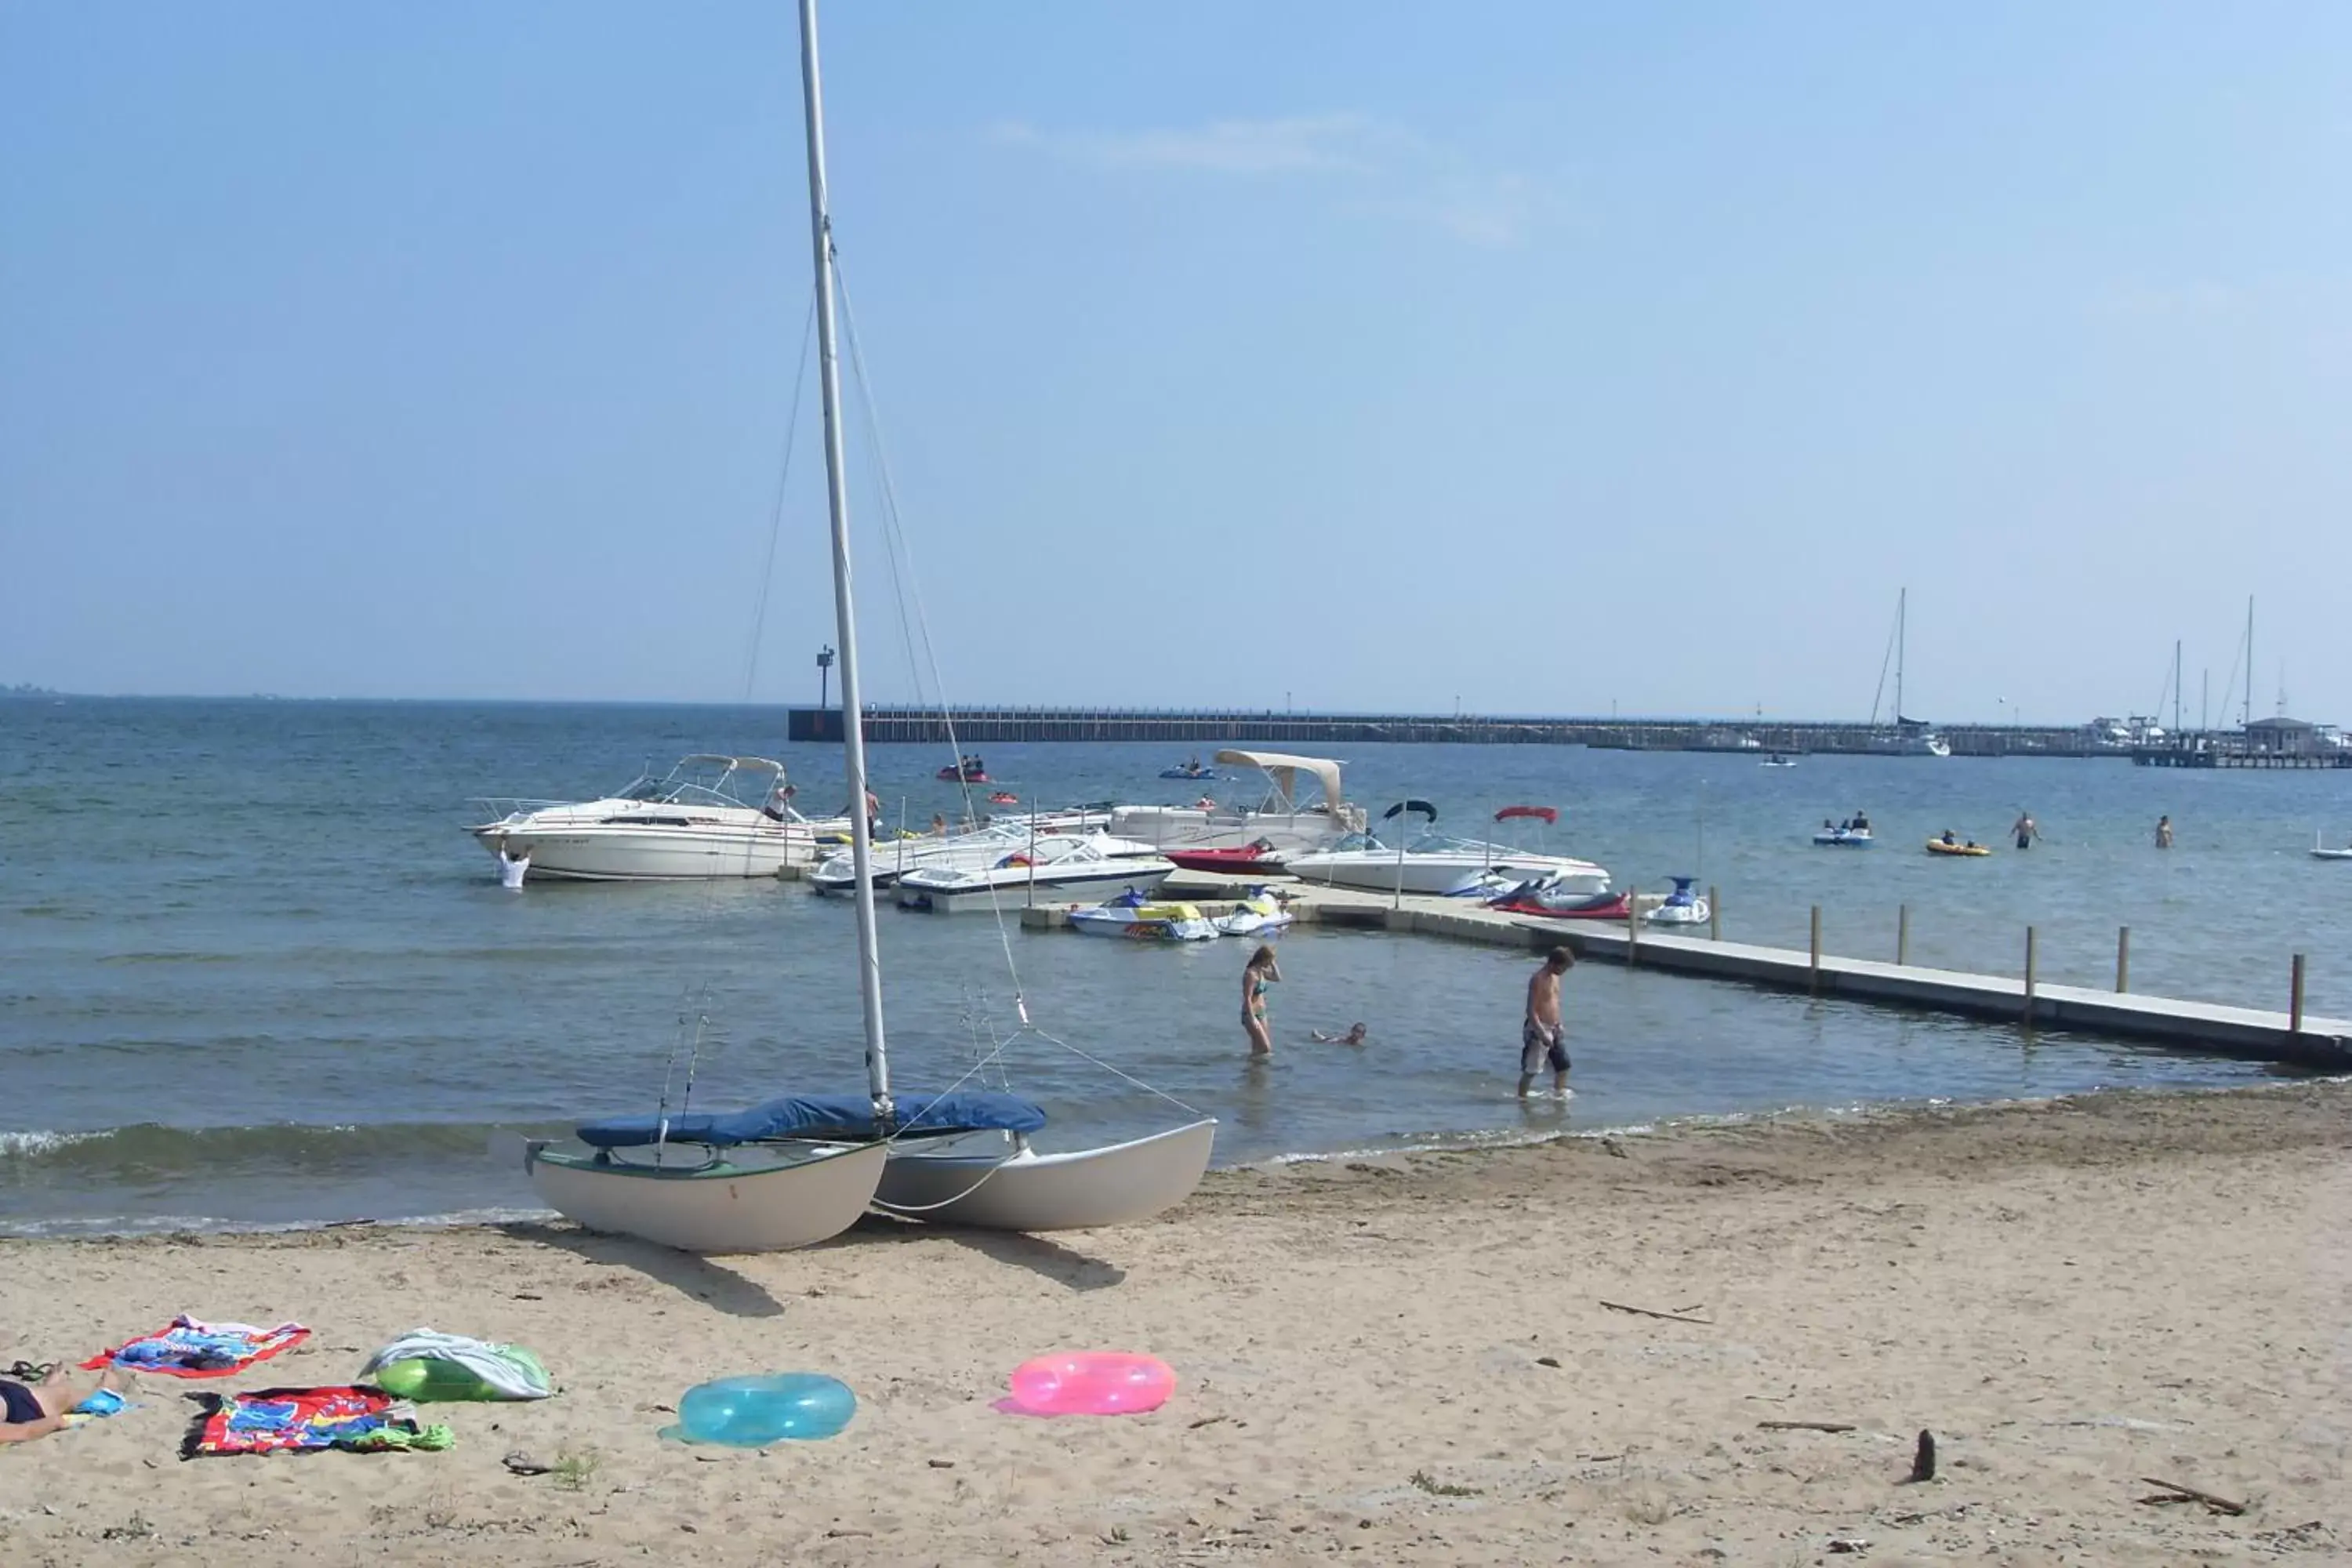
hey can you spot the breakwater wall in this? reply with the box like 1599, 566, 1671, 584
789, 706, 2122, 756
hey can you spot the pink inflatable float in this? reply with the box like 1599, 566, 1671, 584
1007, 1352, 1174, 1416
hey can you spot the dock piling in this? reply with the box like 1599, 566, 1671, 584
1626, 893, 1641, 967
2024, 926, 2038, 1023
2291, 953, 2306, 1034
1809, 906, 1822, 994
1896, 903, 1910, 967
2116, 927, 2131, 993
1708, 885, 1719, 942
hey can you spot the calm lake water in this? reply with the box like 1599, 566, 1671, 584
4, 697, 2345, 1235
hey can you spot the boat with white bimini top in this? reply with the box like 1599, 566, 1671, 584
1108, 749, 1365, 854
1283, 800, 1611, 898
897, 835, 1177, 913
468, 755, 848, 882
1643, 877, 1711, 927
494, 0, 1213, 1247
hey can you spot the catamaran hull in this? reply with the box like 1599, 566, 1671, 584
517, 1139, 886, 1254
874, 1120, 1217, 1231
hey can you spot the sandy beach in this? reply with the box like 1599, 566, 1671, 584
4, 1082, 2347, 1565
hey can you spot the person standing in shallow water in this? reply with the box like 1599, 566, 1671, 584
2012, 811, 2038, 851
1519, 946, 1574, 1099
1240, 945, 1280, 1058
2155, 815, 2173, 848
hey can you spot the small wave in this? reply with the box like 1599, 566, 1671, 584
0, 1119, 565, 1177
0, 1204, 560, 1241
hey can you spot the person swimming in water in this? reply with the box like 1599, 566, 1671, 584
1310, 1023, 1368, 1046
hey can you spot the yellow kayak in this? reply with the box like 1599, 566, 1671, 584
1925, 839, 1991, 857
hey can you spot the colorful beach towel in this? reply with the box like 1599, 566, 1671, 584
82, 1316, 310, 1379
185, 1386, 453, 1457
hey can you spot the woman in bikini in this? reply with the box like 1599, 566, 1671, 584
1240, 945, 1281, 1057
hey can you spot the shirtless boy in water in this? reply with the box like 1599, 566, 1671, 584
1519, 947, 1574, 1098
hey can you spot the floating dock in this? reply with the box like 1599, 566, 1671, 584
1018, 877, 2352, 1072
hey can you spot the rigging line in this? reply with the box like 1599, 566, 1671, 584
741, 293, 822, 702
1022, 1025, 1206, 1116
1866, 602, 1897, 728
833, 260, 1028, 1000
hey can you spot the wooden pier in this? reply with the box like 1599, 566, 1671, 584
1018, 877, 2352, 1072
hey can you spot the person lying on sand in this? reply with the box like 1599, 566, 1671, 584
1309, 1023, 1369, 1045
0, 1363, 122, 1446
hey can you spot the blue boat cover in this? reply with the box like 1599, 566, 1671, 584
576, 1091, 1047, 1150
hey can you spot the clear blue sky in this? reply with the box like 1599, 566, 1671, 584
4, 2, 2346, 722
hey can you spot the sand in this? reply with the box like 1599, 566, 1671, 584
3, 1082, 2347, 1566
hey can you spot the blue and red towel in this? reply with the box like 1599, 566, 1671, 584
185, 1385, 452, 1457
82, 1316, 310, 1379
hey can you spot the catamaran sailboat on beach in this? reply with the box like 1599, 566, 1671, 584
495, 0, 1213, 1249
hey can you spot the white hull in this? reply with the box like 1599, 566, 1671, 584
474, 822, 821, 881
874, 1120, 1216, 1231
812, 829, 1160, 897
1067, 908, 1219, 942
1645, 902, 1711, 927
1108, 807, 1346, 856
898, 862, 1174, 912
1288, 852, 1609, 898
516, 1138, 887, 1254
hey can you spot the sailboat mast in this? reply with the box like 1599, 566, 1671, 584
2243, 596, 2254, 728
2172, 639, 2182, 734
1895, 587, 1906, 723
797, 0, 890, 1113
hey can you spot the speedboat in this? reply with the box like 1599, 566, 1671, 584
467, 755, 846, 881
1109, 749, 1364, 855
1067, 888, 1218, 942
1643, 877, 1711, 927
1486, 876, 1631, 920
898, 836, 1177, 913
1212, 887, 1294, 938
938, 757, 989, 782
1285, 801, 1610, 898
1163, 838, 1287, 876
1762, 753, 1796, 768
2313, 833, 2352, 861
1813, 824, 1875, 848
812, 822, 1160, 896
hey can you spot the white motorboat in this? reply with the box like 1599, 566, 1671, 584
897, 835, 1177, 913
1813, 817, 1875, 847
1284, 800, 1610, 898
812, 822, 1160, 895
499, 0, 1212, 1248
1108, 749, 1367, 854
1761, 753, 1796, 768
1066, 889, 1219, 942
2314, 832, 2352, 862
1643, 877, 1711, 927
468, 755, 848, 882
